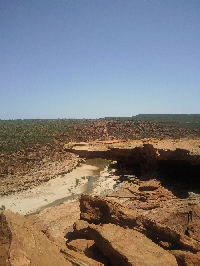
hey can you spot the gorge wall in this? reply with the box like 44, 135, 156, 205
64, 139, 200, 184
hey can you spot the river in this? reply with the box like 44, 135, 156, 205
0, 158, 119, 215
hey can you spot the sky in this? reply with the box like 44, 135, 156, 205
1, 0, 200, 119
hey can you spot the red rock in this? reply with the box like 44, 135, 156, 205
80, 194, 139, 227
171, 250, 200, 266
138, 179, 160, 191
73, 219, 90, 237
89, 223, 178, 266
187, 205, 200, 241
0, 210, 72, 266
27, 200, 80, 248
61, 247, 104, 266
140, 216, 200, 253
66, 238, 110, 266
66, 239, 95, 253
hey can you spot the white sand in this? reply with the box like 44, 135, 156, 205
0, 164, 98, 215
0, 163, 118, 215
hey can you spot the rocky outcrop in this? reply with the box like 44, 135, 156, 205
2, 120, 200, 265
170, 250, 200, 266
138, 179, 160, 191
65, 139, 200, 181
80, 194, 200, 254
80, 194, 139, 227
2, 119, 200, 194
0, 210, 72, 266
27, 200, 80, 249
1, 209, 103, 266
60, 247, 104, 266
88, 223, 178, 266
2, 190, 199, 266
139, 216, 200, 253
185, 204, 200, 242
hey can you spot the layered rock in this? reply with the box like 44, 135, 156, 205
80, 194, 200, 254
139, 216, 200, 253
88, 223, 178, 266
0, 210, 72, 266
60, 248, 104, 266
0, 153, 80, 196
27, 200, 80, 248
65, 139, 200, 181
170, 250, 200, 266
80, 194, 139, 227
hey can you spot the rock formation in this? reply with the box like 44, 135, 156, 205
79, 194, 200, 254
0, 210, 72, 266
80, 194, 139, 227
2, 126, 200, 265
64, 139, 200, 181
27, 200, 80, 248
0, 152, 80, 196
88, 223, 178, 266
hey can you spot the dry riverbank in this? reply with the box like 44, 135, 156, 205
0, 159, 119, 215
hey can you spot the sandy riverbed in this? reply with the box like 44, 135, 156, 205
0, 161, 118, 215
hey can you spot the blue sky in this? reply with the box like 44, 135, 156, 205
1, 0, 200, 119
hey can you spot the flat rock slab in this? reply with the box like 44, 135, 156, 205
89, 223, 178, 266
27, 200, 80, 248
0, 210, 72, 266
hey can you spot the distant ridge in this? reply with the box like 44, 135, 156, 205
103, 114, 200, 130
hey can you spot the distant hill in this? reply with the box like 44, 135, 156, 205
104, 114, 200, 130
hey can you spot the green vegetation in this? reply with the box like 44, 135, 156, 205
0, 119, 92, 154
133, 114, 200, 129
105, 114, 200, 130
75, 178, 80, 187
0, 205, 5, 210
1, 115, 200, 156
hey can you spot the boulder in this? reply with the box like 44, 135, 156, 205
170, 250, 200, 266
66, 238, 95, 253
66, 239, 110, 265
138, 179, 160, 191
73, 219, 90, 237
88, 223, 178, 266
140, 216, 200, 253
80, 194, 139, 227
0, 210, 72, 266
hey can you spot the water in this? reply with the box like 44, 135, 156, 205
0, 158, 115, 215
36, 158, 112, 213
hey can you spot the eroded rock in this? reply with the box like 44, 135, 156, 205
88, 223, 178, 266
61, 247, 104, 266
187, 204, 200, 242
80, 194, 139, 227
73, 219, 90, 237
170, 250, 200, 266
138, 179, 161, 191
0, 210, 72, 266
27, 200, 80, 248
140, 216, 200, 253
66, 238, 110, 265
